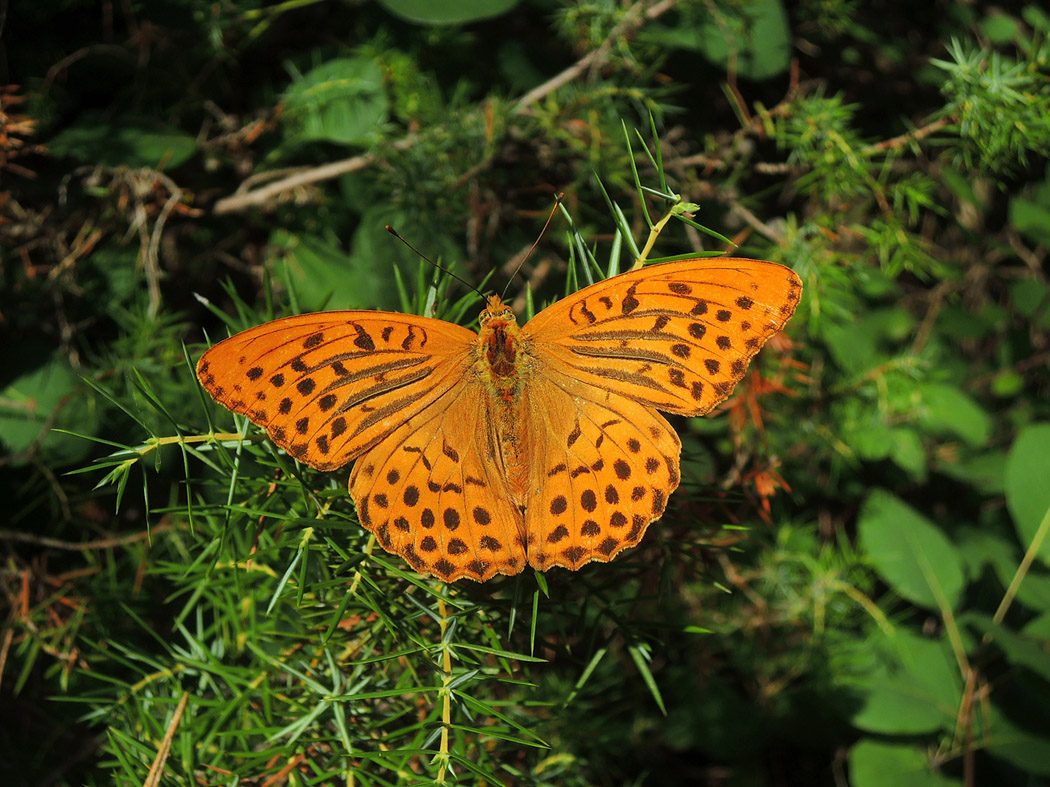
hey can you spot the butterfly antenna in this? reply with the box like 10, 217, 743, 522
385, 225, 486, 298
500, 192, 564, 301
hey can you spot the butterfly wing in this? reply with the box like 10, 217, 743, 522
198, 309, 527, 581
520, 367, 681, 572
349, 379, 528, 582
517, 257, 801, 570
521, 258, 802, 417
197, 311, 478, 471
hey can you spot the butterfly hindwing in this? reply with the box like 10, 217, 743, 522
349, 380, 527, 582
521, 367, 681, 572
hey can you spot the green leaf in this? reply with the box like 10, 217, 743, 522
852, 424, 927, 480
936, 304, 995, 341
979, 13, 1020, 44
889, 427, 927, 480
962, 613, 1050, 683
956, 527, 1050, 612
377, 0, 519, 25
1009, 278, 1050, 329
269, 227, 400, 312
858, 490, 966, 610
0, 351, 99, 466
849, 740, 960, 787
852, 421, 894, 460
1024, 5, 1050, 31
1004, 423, 1050, 562
990, 369, 1025, 398
983, 707, 1050, 776
48, 114, 197, 168
938, 450, 1007, 495
627, 643, 666, 715
821, 320, 880, 375
1023, 612, 1050, 639
914, 382, 991, 447
849, 627, 961, 735
282, 58, 388, 146
1009, 193, 1050, 246
645, 0, 791, 80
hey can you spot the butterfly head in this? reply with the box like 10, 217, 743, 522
478, 294, 517, 328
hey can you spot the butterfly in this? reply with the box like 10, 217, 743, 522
197, 257, 802, 582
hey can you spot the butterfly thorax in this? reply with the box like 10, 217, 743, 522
476, 296, 525, 405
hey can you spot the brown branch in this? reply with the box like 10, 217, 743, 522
0, 522, 171, 550
144, 692, 189, 787
864, 115, 954, 154
213, 136, 416, 215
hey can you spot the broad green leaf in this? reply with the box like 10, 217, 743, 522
1004, 423, 1050, 562
936, 304, 994, 341
378, 0, 518, 25
1009, 278, 1050, 329
990, 369, 1024, 397
0, 352, 99, 466
268, 228, 399, 312
849, 740, 959, 787
864, 307, 917, 343
852, 421, 894, 460
858, 489, 965, 610
1024, 5, 1050, 31
1009, 194, 1050, 246
914, 382, 991, 447
962, 613, 1050, 683
852, 424, 927, 480
1022, 612, 1050, 640
849, 627, 960, 735
979, 13, 1020, 44
48, 114, 197, 168
645, 0, 791, 80
820, 307, 912, 375
956, 527, 1050, 611
821, 319, 879, 375
889, 427, 927, 480
983, 707, 1050, 776
938, 450, 1007, 495
282, 58, 388, 146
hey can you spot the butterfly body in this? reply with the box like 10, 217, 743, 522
477, 297, 524, 394
198, 258, 802, 582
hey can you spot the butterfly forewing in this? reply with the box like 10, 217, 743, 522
196, 311, 476, 470
521, 258, 802, 417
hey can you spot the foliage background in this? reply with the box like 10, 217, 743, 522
3, 0, 1050, 785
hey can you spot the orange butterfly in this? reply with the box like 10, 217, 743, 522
197, 258, 801, 582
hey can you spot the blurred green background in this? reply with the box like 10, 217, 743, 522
3, 0, 1050, 785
